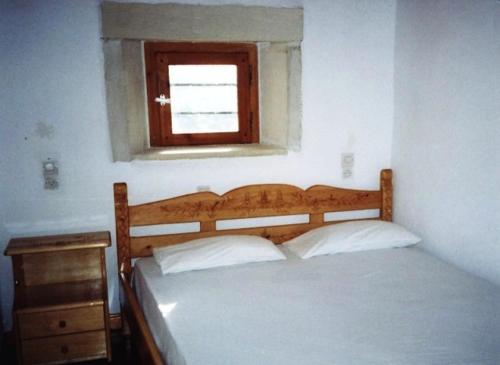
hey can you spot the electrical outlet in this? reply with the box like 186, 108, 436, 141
342, 168, 352, 179
341, 153, 354, 179
44, 179, 59, 190
43, 159, 59, 190
341, 153, 354, 168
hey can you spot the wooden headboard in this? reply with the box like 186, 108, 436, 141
114, 169, 393, 274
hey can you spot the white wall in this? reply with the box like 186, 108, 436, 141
0, 0, 396, 330
393, 0, 500, 285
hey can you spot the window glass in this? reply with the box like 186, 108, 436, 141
169, 65, 239, 134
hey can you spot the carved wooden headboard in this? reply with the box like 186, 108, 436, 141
114, 169, 393, 274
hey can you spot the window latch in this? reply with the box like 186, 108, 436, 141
154, 94, 171, 106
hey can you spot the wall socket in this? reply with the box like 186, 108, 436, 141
341, 153, 354, 178
43, 159, 59, 190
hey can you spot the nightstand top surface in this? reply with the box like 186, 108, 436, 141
5, 231, 111, 256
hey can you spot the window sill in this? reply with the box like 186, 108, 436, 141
132, 144, 287, 160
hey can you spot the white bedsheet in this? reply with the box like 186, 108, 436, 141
133, 246, 500, 365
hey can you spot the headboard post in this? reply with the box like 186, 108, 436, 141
200, 220, 216, 232
114, 182, 132, 274
380, 169, 393, 222
309, 213, 324, 225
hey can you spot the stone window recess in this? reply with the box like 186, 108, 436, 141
102, 2, 303, 161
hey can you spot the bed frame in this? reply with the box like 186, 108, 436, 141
113, 169, 393, 365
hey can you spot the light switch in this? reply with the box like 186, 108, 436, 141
341, 153, 354, 168
341, 153, 354, 178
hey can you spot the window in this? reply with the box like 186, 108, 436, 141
102, 2, 303, 161
144, 42, 259, 147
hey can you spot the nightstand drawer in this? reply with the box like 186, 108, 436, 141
18, 305, 104, 339
21, 330, 107, 365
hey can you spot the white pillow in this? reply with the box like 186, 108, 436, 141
283, 220, 421, 259
153, 235, 286, 275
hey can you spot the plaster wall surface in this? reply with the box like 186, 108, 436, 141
0, 0, 396, 329
392, 0, 500, 285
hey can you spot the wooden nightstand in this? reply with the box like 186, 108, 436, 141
5, 231, 112, 365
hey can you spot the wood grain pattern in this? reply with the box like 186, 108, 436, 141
18, 305, 104, 339
114, 171, 393, 270
100, 246, 113, 362
21, 330, 107, 365
200, 220, 216, 232
129, 184, 381, 226
14, 280, 105, 312
22, 248, 102, 286
130, 218, 377, 258
114, 182, 132, 274
109, 313, 123, 330
309, 213, 324, 225
4, 231, 110, 255
380, 169, 393, 221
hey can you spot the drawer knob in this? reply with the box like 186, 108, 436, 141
61, 345, 69, 354
59, 320, 66, 328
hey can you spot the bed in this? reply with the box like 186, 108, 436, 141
113, 169, 500, 365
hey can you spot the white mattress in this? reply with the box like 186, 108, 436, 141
133, 246, 500, 365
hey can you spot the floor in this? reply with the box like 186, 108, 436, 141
1, 331, 133, 365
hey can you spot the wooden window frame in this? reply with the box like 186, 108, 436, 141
144, 42, 259, 147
